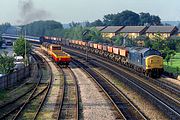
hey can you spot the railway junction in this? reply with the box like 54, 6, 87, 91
1, 1, 180, 119
0, 42, 179, 120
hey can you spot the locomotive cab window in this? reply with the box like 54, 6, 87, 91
52, 46, 61, 50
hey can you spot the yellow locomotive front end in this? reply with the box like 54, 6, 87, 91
145, 55, 163, 78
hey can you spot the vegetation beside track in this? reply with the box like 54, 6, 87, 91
0, 84, 33, 104
0, 90, 8, 100
164, 53, 180, 75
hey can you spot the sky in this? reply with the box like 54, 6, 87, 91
0, 0, 180, 25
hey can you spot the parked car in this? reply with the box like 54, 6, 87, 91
14, 56, 25, 70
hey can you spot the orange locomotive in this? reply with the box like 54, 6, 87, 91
41, 42, 71, 66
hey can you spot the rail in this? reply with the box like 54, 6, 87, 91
58, 66, 79, 120
72, 58, 147, 120
64, 47, 180, 120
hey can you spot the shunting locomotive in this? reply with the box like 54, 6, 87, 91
41, 42, 71, 66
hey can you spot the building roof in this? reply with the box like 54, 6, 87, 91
101, 26, 124, 33
119, 26, 147, 33
146, 26, 177, 33
95, 26, 107, 31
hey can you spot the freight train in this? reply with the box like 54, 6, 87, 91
64, 40, 164, 78
30, 36, 163, 78
41, 42, 71, 66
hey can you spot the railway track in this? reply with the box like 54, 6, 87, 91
64, 47, 180, 120
32, 55, 53, 120
65, 46, 180, 96
11, 52, 52, 120
156, 77, 180, 96
0, 53, 44, 119
0, 53, 39, 113
0, 52, 52, 120
64, 46, 180, 96
97, 53, 180, 97
72, 59, 147, 120
58, 67, 79, 119
34, 50, 79, 119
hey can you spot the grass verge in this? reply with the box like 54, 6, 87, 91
164, 53, 180, 75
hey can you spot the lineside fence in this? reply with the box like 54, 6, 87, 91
0, 64, 33, 90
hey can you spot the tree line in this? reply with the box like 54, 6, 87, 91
22, 20, 63, 37
18, 10, 162, 37
90, 10, 161, 26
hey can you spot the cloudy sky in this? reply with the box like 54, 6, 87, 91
0, 0, 180, 25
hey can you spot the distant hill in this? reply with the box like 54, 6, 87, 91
162, 21, 180, 26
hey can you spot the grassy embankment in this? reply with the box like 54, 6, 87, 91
164, 53, 180, 75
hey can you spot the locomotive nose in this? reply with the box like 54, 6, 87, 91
146, 55, 163, 69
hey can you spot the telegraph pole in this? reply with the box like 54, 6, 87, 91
82, 30, 89, 61
86, 45, 88, 61
24, 29, 27, 66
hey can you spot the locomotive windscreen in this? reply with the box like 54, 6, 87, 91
52, 46, 61, 50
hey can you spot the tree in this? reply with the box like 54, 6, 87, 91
144, 39, 153, 48
169, 36, 180, 52
102, 11, 161, 26
22, 20, 63, 36
125, 38, 137, 47
139, 13, 161, 25
63, 25, 84, 39
103, 10, 140, 26
176, 67, 179, 74
139, 12, 151, 25
69, 21, 81, 28
103, 14, 115, 25
151, 15, 161, 25
111, 35, 124, 46
164, 49, 176, 65
71, 26, 84, 39
151, 33, 166, 50
84, 21, 91, 27
165, 53, 171, 66
117, 10, 140, 26
82, 28, 103, 42
90, 19, 104, 26
13, 37, 32, 59
0, 51, 15, 74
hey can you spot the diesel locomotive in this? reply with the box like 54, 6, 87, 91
41, 42, 71, 66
